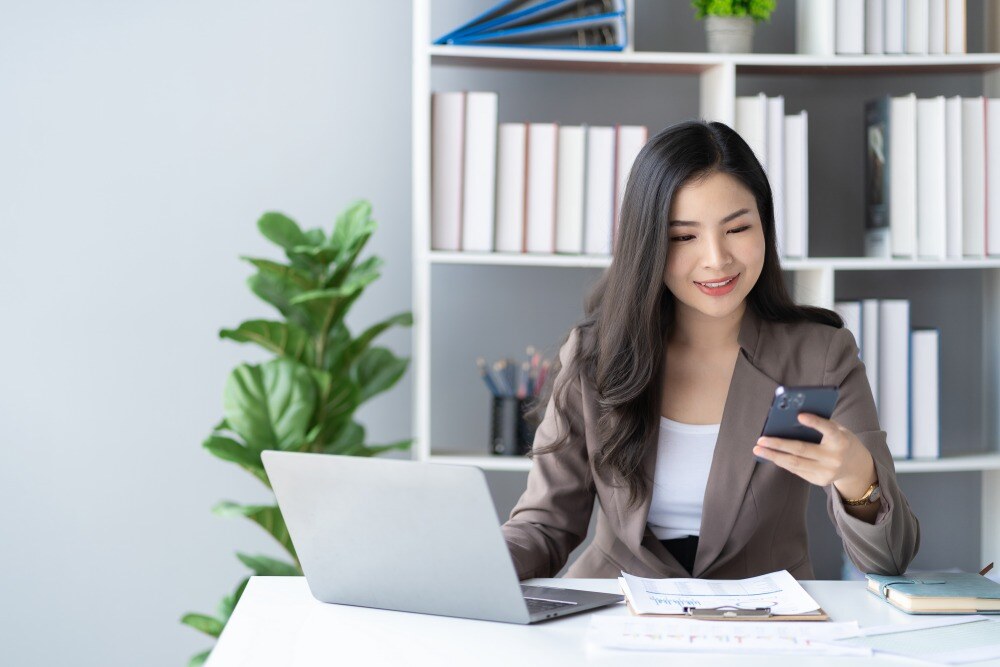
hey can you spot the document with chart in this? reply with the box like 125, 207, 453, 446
619, 569, 826, 619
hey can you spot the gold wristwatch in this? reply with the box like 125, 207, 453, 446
843, 482, 881, 506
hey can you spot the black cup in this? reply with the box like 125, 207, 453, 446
490, 396, 536, 456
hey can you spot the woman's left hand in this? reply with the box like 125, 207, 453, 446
753, 412, 877, 500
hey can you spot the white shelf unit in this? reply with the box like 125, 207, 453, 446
411, 0, 1000, 567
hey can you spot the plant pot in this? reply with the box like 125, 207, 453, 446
705, 15, 755, 53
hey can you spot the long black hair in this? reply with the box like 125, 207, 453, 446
528, 120, 842, 509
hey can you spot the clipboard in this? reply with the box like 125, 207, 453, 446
624, 598, 830, 621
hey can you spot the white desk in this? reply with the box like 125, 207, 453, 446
207, 577, 1000, 666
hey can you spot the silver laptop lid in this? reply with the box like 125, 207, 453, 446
261, 451, 531, 624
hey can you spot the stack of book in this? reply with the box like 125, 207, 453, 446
864, 95, 1000, 260
431, 90, 647, 255
434, 0, 627, 51
734, 94, 809, 259
798, 0, 966, 55
835, 299, 939, 460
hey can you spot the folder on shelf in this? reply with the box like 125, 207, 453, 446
448, 11, 627, 51
435, 0, 625, 45
866, 570, 1000, 614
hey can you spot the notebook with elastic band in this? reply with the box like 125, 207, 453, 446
866, 568, 1000, 614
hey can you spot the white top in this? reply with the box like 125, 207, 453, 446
646, 416, 720, 541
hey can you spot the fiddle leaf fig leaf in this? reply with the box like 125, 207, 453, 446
222, 360, 317, 451
257, 212, 307, 251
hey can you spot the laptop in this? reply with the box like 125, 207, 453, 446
261, 451, 623, 623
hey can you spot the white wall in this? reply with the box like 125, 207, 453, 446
0, 2, 412, 664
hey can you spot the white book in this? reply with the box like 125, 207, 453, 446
862, 298, 881, 413
736, 94, 768, 171
797, 0, 836, 54
945, 96, 963, 259
885, 0, 906, 53
879, 299, 910, 459
866, 0, 885, 53
916, 96, 947, 259
910, 329, 940, 459
767, 96, 786, 258
525, 123, 558, 254
906, 0, 930, 54
890, 94, 918, 258
946, 0, 966, 54
555, 125, 586, 254
584, 126, 616, 255
928, 0, 946, 54
431, 91, 465, 251
989, 99, 1000, 256
614, 125, 648, 252
494, 123, 527, 253
784, 112, 809, 259
961, 97, 986, 257
461, 92, 498, 252
835, 301, 863, 357
837, 0, 866, 54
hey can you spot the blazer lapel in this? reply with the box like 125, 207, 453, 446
693, 309, 778, 576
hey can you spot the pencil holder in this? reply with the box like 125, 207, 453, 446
490, 396, 536, 456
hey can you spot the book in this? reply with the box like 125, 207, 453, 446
929, 0, 947, 54
910, 329, 940, 460
866, 0, 885, 53
439, 0, 626, 43
866, 571, 1000, 614
461, 92, 498, 252
885, 0, 906, 54
584, 126, 615, 255
906, 0, 930, 55
879, 299, 911, 459
451, 11, 627, 51
555, 125, 586, 254
836, 0, 865, 54
495, 122, 528, 253
864, 96, 891, 258
916, 96, 946, 259
784, 111, 809, 258
946, 0, 967, 54
945, 96, 963, 259
890, 94, 918, 258
796, 0, 836, 55
736, 93, 768, 171
431, 91, 465, 251
989, 98, 1000, 256
767, 96, 786, 258
613, 125, 647, 253
962, 97, 986, 257
525, 123, 558, 253
862, 298, 881, 413
835, 301, 863, 359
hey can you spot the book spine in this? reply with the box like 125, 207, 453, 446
461, 92, 498, 252
431, 92, 465, 252
495, 123, 527, 253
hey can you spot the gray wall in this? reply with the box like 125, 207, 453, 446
0, 2, 412, 665
0, 2, 991, 666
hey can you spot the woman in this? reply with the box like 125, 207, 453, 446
502, 120, 919, 581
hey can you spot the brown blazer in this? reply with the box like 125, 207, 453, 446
502, 306, 920, 580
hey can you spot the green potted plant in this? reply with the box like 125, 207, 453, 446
180, 200, 413, 666
691, 0, 777, 53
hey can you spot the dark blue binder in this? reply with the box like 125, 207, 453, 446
449, 11, 627, 51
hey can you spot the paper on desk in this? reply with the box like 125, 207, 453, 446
587, 616, 868, 656
620, 569, 821, 616
834, 616, 1000, 665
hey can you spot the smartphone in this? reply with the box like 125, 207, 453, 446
759, 385, 839, 449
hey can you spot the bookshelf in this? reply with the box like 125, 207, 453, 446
412, 0, 1000, 570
